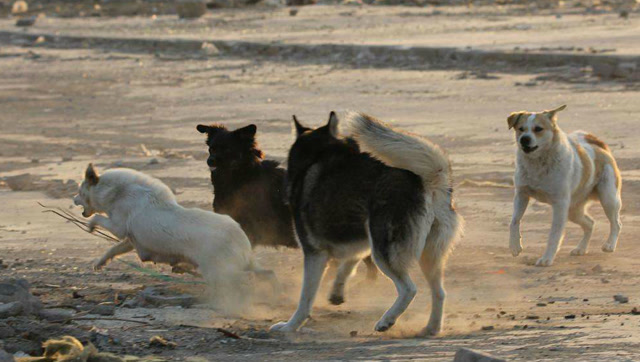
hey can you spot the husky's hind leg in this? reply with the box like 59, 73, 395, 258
328, 258, 360, 305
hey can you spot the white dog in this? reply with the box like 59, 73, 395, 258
507, 105, 622, 266
73, 164, 278, 303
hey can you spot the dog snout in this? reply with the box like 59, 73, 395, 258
520, 136, 532, 147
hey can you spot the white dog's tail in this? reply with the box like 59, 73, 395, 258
346, 112, 451, 195
347, 112, 462, 257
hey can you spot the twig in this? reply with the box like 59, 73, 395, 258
50, 316, 151, 325
216, 328, 242, 339
38, 202, 119, 243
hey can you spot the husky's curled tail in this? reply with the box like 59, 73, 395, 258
347, 112, 462, 262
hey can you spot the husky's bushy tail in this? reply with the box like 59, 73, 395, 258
347, 112, 462, 260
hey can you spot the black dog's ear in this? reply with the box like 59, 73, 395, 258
234, 124, 257, 139
85, 163, 100, 186
292, 115, 308, 137
326, 111, 339, 138
196, 124, 211, 134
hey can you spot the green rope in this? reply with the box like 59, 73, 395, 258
116, 259, 206, 285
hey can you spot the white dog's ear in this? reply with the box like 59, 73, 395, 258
544, 105, 567, 123
507, 111, 524, 130
292, 115, 308, 138
85, 163, 99, 186
326, 111, 339, 138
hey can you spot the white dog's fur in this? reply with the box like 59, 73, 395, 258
73, 164, 277, 306
507, 105, 622, 266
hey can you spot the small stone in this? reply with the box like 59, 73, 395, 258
148, 158, 159, 165
481, 325, 494, 331
536, 303, 547, 307
15, 16, 36, 27
289, 8, 298, 16
631, 307, 640, 315
92, 304, 115, 316
614, 294, 629, 303
5, 174, 34, 191
349, 330, 357, 337
564, 314, 576, 319
62, 156, 72, 162
526, 315, 540, 320
453, 347, 506, 362
591, 264, 603, 273
0, 348, 15, 362
176, 0, 206, 19
201, 42, 219, 56
30, 159, 39, 163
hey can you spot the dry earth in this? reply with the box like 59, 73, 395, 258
1, 6, 640, 361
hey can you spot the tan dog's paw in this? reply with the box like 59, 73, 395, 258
92, 259, 105, 271
535, 256, 554, 267
509, 238, 523, 256
602, 243, 616, 253
570, 247, 587, 256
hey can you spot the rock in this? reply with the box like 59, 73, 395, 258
613, 62, 638, 79
0, 302, 22, 319
0, 279, 42, 315
139, 287, 195, 308
11, 0, 28, 14
176, 0, 206, 19
349, 330, 357, 337
62, 156, 72, 162
564, 314, 576, 319
148, 158, 160, 165
591, 264, 603, 273
592, 62, 616, 79
631, 307, 640, 315
614, 294, 629, 303
453, 348, 506, 362
0, 349, 15, 362
0, 322, 16, 339
15, 16, 36, 27
289, 8, 298, 16
92, 304, 115, 316
38, 308, 74, 321
481, 325, 494, 331
5, 174, 34, 192
201, 42, 219, 56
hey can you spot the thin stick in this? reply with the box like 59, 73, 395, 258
50, 316, 151, 325
38, 202, 119, 243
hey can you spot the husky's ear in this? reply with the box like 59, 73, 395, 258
234, 124, 257, 139
543, 104, 567, 123
85, 163, 99, 186
326, 111, 339, 138
292, 115, 308, 137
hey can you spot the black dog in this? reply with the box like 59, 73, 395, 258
270, 112, 461, 335
196, 123, 378, 279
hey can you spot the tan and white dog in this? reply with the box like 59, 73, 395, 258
507, 105, 622, 266
73, 164, 278, 304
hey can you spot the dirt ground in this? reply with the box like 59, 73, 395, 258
1, 5, 640, 361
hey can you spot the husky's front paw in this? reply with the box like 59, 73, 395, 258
509, 239, 523, 257
93, 260, 106, 271
374, 318, 395, 332
570, 247, 587, 256
535, 256, 554, 267
602, 243, 616, 253
269, 322, 297, 333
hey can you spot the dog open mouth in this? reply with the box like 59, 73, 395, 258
522, 145, 539, 154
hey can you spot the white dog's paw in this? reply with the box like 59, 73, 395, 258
87, 220, 97, 233
269, 322, 297, 333
601, 243, 616, 253
570, 247, 587, 256
535, 256, 554, 267
374, 317, 395, 332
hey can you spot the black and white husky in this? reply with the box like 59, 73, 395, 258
270, 112, 462, 336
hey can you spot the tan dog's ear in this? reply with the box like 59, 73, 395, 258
507, 112, 524, 130
85, 163, 100, 186
543, 104, 567, 123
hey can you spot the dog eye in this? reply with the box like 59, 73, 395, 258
518, 127, 524, 132
534, 126, 543, 132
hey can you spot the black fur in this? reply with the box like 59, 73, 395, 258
287, 116, 425, 261
197, 124, 297, 248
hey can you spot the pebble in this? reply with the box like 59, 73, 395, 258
614, 294, 629, 304
481, 325, 494, 331
564, 314, 576, 319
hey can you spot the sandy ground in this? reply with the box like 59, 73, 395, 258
2, 6, 640, 55
1, 8, 640, 360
